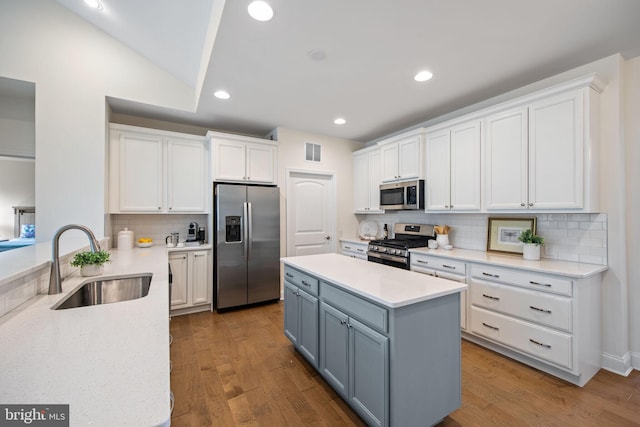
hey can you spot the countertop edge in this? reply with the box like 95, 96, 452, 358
409, 247, 608, 278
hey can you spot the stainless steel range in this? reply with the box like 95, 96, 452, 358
368, 223, 436, 270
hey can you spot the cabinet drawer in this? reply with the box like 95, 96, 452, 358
470, 264, 572, 296
470, 279, 572, 332
321, 282, 388, 334
411, 253, 466, 275
284, 266, 319, 296
470, 306, 572, 369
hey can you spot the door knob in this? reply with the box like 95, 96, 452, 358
325, 235, 331, 240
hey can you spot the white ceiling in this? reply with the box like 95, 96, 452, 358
58, 0, 640, 142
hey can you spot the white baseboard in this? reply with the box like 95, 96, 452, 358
631, 351, 640, 371
601, 351, 633, 376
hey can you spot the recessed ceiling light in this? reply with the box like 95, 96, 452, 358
308, 49, 327, 61
334, 118, 346, 125
414, 70, 434, 82
84, 0, 104, 10
214, 90, 230, 100
248, 1, 274, 22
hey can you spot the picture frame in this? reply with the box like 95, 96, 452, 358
486, 217, 537, 255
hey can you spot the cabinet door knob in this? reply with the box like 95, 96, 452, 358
529, 202, 534, 207
521, 203, 526, 207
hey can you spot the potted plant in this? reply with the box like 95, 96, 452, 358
518, 229, 544, 261
70, 250, 111, 277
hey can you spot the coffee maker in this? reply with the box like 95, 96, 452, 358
186, 222, 198, 242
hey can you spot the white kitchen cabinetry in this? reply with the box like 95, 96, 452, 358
353, 146, 383, 213
484, 77, 603, 211
425, 120, 481, 211
170, 249, 211, 315
109, 124, 208, 214
465, 263, 601, 386
410, 253, 468, 330
208, 131, 277, 184
378, 129, 424, 182
339, 240, 368, 260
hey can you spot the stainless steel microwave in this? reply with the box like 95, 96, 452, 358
379, 179, 425, 210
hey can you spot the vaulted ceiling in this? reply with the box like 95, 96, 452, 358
55, 0, 640, 142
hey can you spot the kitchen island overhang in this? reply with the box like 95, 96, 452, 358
281, 253, 466, 427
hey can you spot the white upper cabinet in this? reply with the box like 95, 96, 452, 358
378, 129, 424, 182
109, 124, 208, 214
484, 78, 601, 211
484, 107, 529, 210
353, 146, 383, 213
425, 120, 481, 211
209, 131, 277, 184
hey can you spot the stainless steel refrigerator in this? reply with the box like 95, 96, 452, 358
214, 183, 280, 310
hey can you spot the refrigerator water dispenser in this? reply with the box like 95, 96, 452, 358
225, 216, 242, 242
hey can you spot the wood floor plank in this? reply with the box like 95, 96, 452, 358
171, 302, 640, 427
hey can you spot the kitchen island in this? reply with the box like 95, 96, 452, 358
281, 253, 467, 427
0, 246, 171, 427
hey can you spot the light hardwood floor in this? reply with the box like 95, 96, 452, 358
170, 302, 640, 426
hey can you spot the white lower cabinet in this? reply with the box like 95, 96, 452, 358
410, 253, 467, 330
466, 263, 601, 386
169, 250, 211, 314
339, 240, 368, 260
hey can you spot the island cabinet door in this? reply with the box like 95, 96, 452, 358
298, 289, 319, 368
284, 282, 300, 346
320, 302, 349, 399
349, 317, 389, 427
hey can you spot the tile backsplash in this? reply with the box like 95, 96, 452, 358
356, 212, 607, 265
110, 214, 209, 247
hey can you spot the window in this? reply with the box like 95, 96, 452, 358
305, 142, 321, 163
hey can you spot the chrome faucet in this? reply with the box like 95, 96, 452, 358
48, 224, 102, 295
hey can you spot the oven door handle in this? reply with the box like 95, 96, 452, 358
367, 251, 409, 265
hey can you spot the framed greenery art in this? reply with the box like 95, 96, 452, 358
487, 217, 536, 255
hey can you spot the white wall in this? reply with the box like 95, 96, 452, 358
0, 91, 35, 158
0, 157, 35, 238
625, 56, 640, 369
0, 0, 200, 242
275, 127, 365, 256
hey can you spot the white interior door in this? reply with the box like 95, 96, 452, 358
287, 170, 336, 256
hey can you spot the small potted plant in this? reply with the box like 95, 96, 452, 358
70, 250, 111, 277
518, 229, 544, 261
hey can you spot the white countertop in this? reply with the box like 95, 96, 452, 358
0, 246, 171, 427
410, 247, 607, 278
281, 253, 467, 308
338, 237, 371, 245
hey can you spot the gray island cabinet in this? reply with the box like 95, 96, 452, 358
282, 253, 467, 427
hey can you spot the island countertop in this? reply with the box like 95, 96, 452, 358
281, 253, 467, 308
0, 246, 171, 427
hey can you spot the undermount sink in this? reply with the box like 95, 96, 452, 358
52, 274, 152, 310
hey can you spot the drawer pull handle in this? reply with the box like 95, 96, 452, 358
442, 264, 456, 270
356, 248, 364, 252
482, 294, 500, 301
529, 305, 552, 314
482, 272, 499, 278
482, 322, 500, 331
529, 338, 552, 349
416, 260, 429, 264
285, 272, 294, 278
301, 280, 311, 287
530, 280, 552, 287
344, 246, 352, 249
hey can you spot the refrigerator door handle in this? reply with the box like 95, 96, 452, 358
247, 201, 253, 259
243, 201, 249, 260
